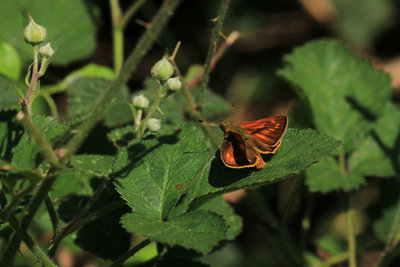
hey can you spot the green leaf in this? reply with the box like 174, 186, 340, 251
0, 0, 97, 65
70, 154, 114, 177
348, 103, 400, 177
198, 196, 242, 240
0, 75, 19, 111
0, 42, 21, 82
278, 39, 392, 152
332, 0, 392, 47
184, 128, 342, 208
68, 77, 132, 127
305, 157, 365, 193
51, 169, 93, 198
114, 123, 209, 220
121, 210, 226, 254
11, 115, 72, 169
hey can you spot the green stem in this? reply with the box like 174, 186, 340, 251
64, 0, 183, 158
0, 175, 57, 266
17, 113, 62, 169
45, 195, 60, 241
121, 0, 148, 29
25, 45, 39, 116
0, 182, 35, 222
346, 195, 357, 267
282, 175, 304, 226
109, 0, 124, 74
109, 238, 151, 267
135, 83, 163, 140
197, 0, 230, 109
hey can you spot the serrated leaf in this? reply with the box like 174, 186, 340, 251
114, 123, 209, 220
0, 0, 97, 65
278, 39, 392, 152
183, 129, 342, 208
0, 75, 19, 111
70, 154, 114, 177
68, 77, 132, 126
348, 103, 400, 177
121, 210, 226, 254
305, 157, 365, 193
198, 196, 242, 240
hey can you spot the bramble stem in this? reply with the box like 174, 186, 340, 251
197, 0, 230, 109
110, 238, 151, 267
64, 0, 183, 158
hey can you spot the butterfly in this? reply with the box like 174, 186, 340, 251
218, 116, 288, 169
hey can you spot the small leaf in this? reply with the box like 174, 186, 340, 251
51, 169, 93, 198
0, 75, 19, 111
198, 196, 242, 240
306, 157, 365, 193
70, 154, 114, 177
0, 42, 21, 82
121, 210, 226, 254
278, 39, 392, 152
348, 103, 400, 177
68, 77, 131, 127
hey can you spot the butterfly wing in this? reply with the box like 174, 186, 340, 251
240, 116, 288, 154
220, 131, 262, 168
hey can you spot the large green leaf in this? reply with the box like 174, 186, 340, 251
70, 154, 114, 177
0, 0, 97, 65
278, 39, 392, 152
183, 128, 342, 208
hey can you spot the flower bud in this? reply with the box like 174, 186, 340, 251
39, 42, 54, 59
151, 56, 173, 81
132, 95, 149, 109
167, 77, 182, 91
24, 14, 47, 45
146, 118, 161, 132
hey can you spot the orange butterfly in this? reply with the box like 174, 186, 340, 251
218, 116, 288, 169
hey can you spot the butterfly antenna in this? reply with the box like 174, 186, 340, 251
199, 120, 218, 126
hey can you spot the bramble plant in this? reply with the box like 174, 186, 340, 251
0, 0, 399, 267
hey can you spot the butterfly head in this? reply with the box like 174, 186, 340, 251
219, 120, 233, 132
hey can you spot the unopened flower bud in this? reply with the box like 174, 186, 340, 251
167, 77, 182, 91
151, 56, 173, 81
24, 14, 47, 45
39, 42, 54, 58
132, 95, 149, 109
146, 118, 161, 132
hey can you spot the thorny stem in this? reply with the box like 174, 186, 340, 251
197, 0, 230, 109
17, 112, 62, 169
167, 42, 219, 148
64, 0, 183, 159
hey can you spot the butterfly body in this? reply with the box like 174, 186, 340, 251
218, 116, 288, 169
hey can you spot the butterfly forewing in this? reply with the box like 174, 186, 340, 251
240, 116, 288, 154
220, 132, 259, 168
